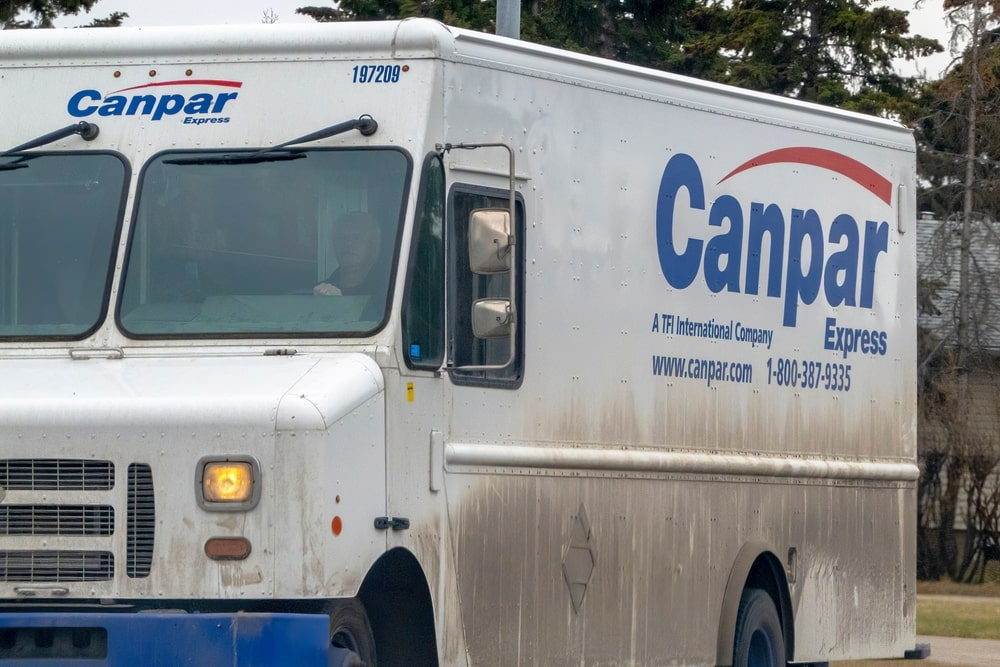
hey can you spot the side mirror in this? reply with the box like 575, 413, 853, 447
469, 209, 511, 274
471, 298, 512, 339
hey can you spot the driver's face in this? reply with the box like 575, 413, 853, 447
334, 223, 379, 269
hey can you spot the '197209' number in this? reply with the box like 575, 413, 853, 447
352, 64, 402, 83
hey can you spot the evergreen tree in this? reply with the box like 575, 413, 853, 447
1, 0, 124, 28
297, 0, 495, 29
685, 0, 941, 113
522, 0, 698, 68
298, 0, 940, 115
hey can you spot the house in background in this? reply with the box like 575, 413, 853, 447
915, 214, 1000, 580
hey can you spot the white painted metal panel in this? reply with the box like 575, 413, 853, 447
435, 25, 916, 664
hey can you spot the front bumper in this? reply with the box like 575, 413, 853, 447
0, 612, 335, 666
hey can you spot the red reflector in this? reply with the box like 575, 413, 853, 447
204, 537, 252, 560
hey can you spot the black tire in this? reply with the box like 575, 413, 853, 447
327, 598, 377, 667
733, 588, 785, 667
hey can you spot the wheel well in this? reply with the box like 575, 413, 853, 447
745, 554, 794, 661
359, 546, 439, 667
716, 544, 794, 666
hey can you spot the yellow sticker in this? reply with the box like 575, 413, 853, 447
407, 382, 414, 402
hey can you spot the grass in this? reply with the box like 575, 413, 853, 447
917, 578, 1000, 599
916, 580, 1000, 640
917, 595, 1000, 639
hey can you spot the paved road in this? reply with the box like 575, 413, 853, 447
916, 635, 1000, 667
839, 636, 1000, 667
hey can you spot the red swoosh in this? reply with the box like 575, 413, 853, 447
109, 80, 243, 95
717, 147, 892, 205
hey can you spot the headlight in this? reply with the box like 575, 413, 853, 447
204, 462, 252, 501
196, 456, 260, 511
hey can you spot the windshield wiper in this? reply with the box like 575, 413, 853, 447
1, 121, 100, 158
0, 158, 30, 172
165, 114, 379, 166
165, 152, 308, 166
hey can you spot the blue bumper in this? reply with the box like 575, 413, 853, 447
0, 612, 334, 666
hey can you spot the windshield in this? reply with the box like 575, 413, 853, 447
0, 153, 125, 338
119, 148, 409, 337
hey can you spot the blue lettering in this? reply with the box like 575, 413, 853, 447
65, 87, 239, 122
860, 220, 889, 309
654, 153, 894, 328
824, 213, 860, 307
126, 95, 156, 116
824, 317, 837, 349
98, 95, 127, 117
705, 194, 743, 293
656, 153, 704, 289
67, 89, 101, 117
152, 94, 185, 121
211, 92, 238, 113
783, 208, 822, 327
745, 203, 784, 298
183, 93, 213, 114
823, 316, 889, 358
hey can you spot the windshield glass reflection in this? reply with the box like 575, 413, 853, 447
120, 148, 409, 337
0, 153, 125, 338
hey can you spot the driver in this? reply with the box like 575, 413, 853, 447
314, 211, 383, 297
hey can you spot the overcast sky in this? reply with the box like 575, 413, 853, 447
55, 0, 957, 79
54, 1, 315, 27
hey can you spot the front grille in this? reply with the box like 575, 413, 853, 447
126, 464, 155, 578
0, 459, 154, 583
0, 551, 114, 582
0, 459, 114, 491
0, 506, 114, 536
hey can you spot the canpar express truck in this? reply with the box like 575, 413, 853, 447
0, 19, 918, 667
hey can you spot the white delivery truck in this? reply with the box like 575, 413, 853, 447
0, 19, 919, 667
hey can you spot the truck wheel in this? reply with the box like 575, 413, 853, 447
733, 588, 785, 667
327, 598, 377, 667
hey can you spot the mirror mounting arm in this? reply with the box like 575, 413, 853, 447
438, 142, 518, 373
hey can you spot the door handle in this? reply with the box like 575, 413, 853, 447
374, 516, 410, 531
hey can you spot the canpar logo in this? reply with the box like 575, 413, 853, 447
67, 79, 242, 123
656, 149, 892, 328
